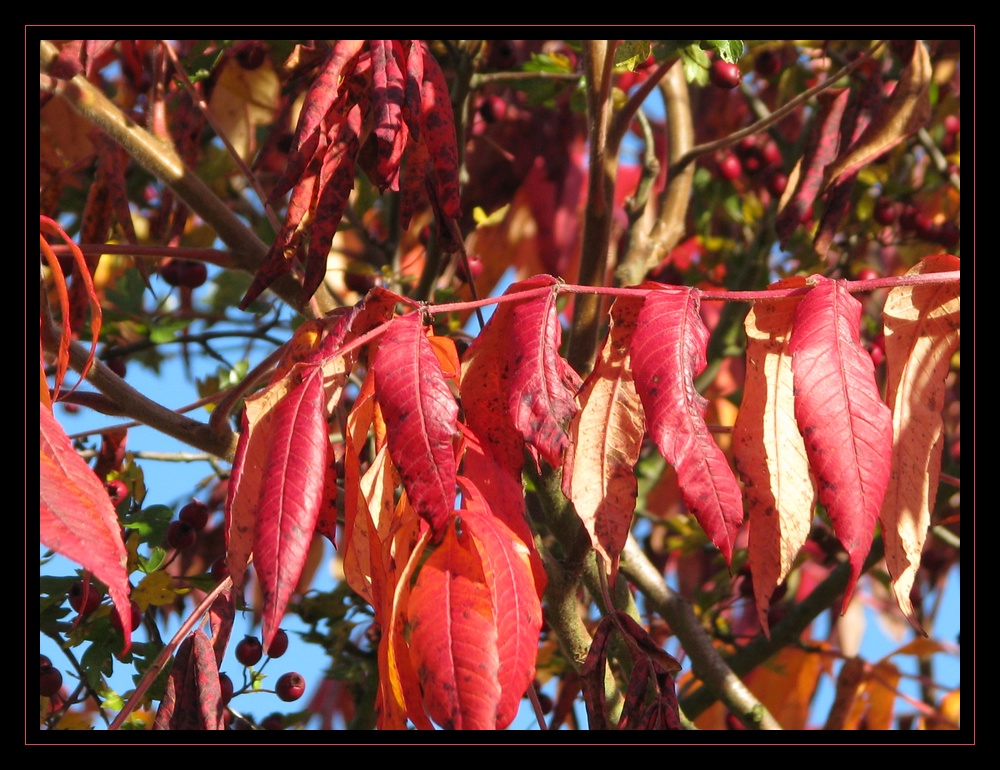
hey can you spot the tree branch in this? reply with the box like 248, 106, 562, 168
619, 536, 782, 729
39, 39, 336, 316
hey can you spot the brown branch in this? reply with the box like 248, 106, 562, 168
567, 40, 618, 374
39, 39, 335, 316
619, 536, 782, 729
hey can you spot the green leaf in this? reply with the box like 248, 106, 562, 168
681, 46, 711, 85
701, 40, 745, 63
615, 40, 652, 70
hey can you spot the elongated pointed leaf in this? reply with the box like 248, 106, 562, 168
824, 41, 932, 189
152, 631, 224, 730
775, 89, 850, 241
227, 363, 328, 650
418, 42, 461, 220
505, 276, 582, 469
379, 526, 434, 730
373, 313, 458, 537
457, 477, 543, 729
370, 39, 407, 191
879, 255, 960, 633
270, 39, 366, 201
732, 278, 815, 636
789, 277, 893, 610
406, 518, 501, 729
40, 403, 132, 652
630, 286, 744, 564
562, 296, 645, 579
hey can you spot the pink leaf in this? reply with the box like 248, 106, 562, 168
630, 286, 744, 565
39, 403, 132, 652
789, 277, 893, 610
373, 313, 459, 537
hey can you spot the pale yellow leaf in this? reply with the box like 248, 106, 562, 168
208, 56, 280, 161
732, 279, 815, 636
562, 297, 645, 581
880, 255, 960, 633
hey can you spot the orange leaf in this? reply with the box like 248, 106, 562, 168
457, 477, 543, 729
879, 255, 960, 634
406, 518, 501, 729
732, 277, 815, 636
39, 403, 132, 652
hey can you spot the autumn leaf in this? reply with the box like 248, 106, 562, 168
226, 363, 329, 649
775, 88, 850, 242
503, 275, 582, 469
40, 402, 133, 652
630, 285, 744, 565
789, 277, 893, 611
879, 254, 960, 633
823, 41, 932, 189
406, 517, 501, 729
373, 312, 459, 537
152, 631, 225, 730
732, 277, 815, 636
562, 295, 645, 580
457, 476, 543, 729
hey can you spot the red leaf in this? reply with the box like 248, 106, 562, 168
227, 364, 329, 649
457, 477, 543, 729
504, 276, 582, 469
370, 39, 408, 191
562, 296, 645, 580
630, 286, 744, 565
270, 39, 366, 202
373, 313, 459, 537
775, 89, 850, 241
418, 43, 462, 220
789, 277, 893, 610
39, 403, 132, 652
153, 631, 225, 730
406, 517, 501, 730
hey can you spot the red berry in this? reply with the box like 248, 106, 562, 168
717, 153, 742, 182
106, 479, 129, 507
478, 94, 507, 124
160, 259, 208, 289
275, 672, 306, 702
178, 500, 210, 531
40, 655, 63, 698
267, 629, 289, 658
455, 254, 484, 283
235, 636, 263, 667
106, 357, 127, 378
343, 265, 377, 294
754, 49, 782, 78
943, 115, 960, 135
873, 198, 899, 226
68, 579, 103, 615
166, 519, 197, 550
935, 221, 960, 249
219, 672, 234, 703
855, 268, 879, 282
710, 59, 742, 89
110, 600, 143, 633
211, 556, 230, 582
766, 171, 788, 198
